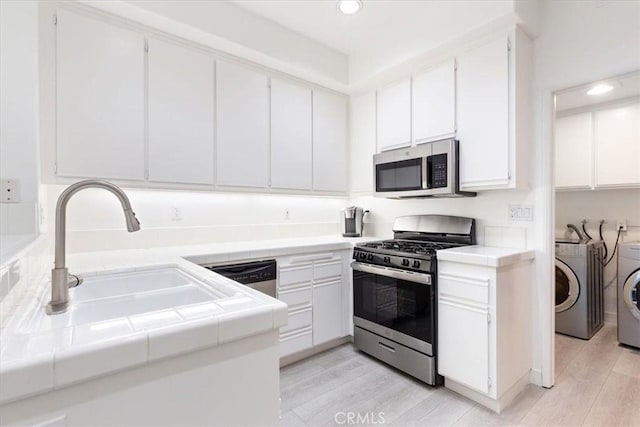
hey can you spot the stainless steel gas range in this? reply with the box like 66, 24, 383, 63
352, 214, 476, 386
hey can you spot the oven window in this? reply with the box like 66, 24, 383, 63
376, 158, 422, 192
353, 270, 433, 345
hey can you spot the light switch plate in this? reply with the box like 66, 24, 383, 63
0, 180, 19, 203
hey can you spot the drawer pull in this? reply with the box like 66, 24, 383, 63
378, 342, 396, 353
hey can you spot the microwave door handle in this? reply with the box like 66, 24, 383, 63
422, 157, 428, 189
425, 156, 433, 189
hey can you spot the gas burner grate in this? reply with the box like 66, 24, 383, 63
361, 239, 459, 255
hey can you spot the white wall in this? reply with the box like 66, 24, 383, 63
556, 189, 640, 323
123, 0, 348, 85
42, 185, 347, 253
0, 0, 40, 238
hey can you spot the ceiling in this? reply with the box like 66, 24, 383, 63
230, 0, 513, 56
556, 73, 640, 112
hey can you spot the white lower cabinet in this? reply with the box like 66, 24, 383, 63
437, 258, 532, 412
438, 298, 490, 393
277, 251, 349, 358
312, 279, 342, 345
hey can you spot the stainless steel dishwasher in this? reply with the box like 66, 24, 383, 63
202, 259, 277, 298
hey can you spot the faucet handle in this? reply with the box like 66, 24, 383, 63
68, 274, 83, 288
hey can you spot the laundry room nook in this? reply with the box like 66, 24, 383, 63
553, 71, 640, 414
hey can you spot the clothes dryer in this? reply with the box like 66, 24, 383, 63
617, 242, 640, 348
555, 240, 605, 339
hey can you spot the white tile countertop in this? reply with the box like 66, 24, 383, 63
0, 235, 377, 405
437, 245, 536, 268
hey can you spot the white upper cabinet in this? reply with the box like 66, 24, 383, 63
56, 10, 145, 180
147, 38, 214, 185
412, 60, 456, 144
377, 78, 411, 152
270, 78, 312, 190
457, 36, 509, 189
313, 90, 348, 192
594, 101, 640, 188
555, 113, 593, 189
349, 92, 377, 194
216, 60, 269, 188
458, 29, 531, 191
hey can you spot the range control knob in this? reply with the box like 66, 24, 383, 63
383, 256, 391, 264
402, 259, 410, 267
359, 252, 367, 260
413, 260, 421, 268
367, 253, 374, 261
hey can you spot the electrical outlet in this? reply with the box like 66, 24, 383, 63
508, 204, 534, 221
617, 219, 627, 231
171, 207, 182, 222
0, 180, 19, 203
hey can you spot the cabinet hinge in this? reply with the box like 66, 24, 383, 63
144, 40, 149, 53
53, 14, 57, 25
487, 313, 491, 324
507, 38, 512, 52
53, 163, 58, 174
267, 78, 271, 89
488, 377, 492, 389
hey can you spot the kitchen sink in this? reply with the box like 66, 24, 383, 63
22, 267, 225, 333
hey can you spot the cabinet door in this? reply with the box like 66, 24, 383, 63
438, 299, 490, 393
216, 61, 269, 188
594, 101, 640, 187
554, 113, 593, 189
412, 60, 456, 144
457, 36, 509, 189
313, 279, 343, 345
349, 92, 376, 193
56, 10, 144, 180
377, 78, 411, 151
148, 38, 214, 185
313, 91, 347, 192
270, 78, 312, 190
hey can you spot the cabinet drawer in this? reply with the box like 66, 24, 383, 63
439, 273, 490, 305
281, 306, 312, 334
278, 285, 312, 308
279, 265, 313, 287
279, 252, 337, 266
314, 260, 342, 281
280, 327, 313, 357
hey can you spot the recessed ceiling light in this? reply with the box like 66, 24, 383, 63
587, 83, 614, 96
338, 0, 362, 15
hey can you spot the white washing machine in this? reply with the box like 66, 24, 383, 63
555, 240, 605, 339
618, 242, 640, 348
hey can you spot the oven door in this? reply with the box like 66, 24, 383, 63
352, 262, 434, 356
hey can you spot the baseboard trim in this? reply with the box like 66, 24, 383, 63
529, 368, 543, 387
279, 336, 352, 367
445, 372, 530, 413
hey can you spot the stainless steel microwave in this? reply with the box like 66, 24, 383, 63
373, 138, 476, 198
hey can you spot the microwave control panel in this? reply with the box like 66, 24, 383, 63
429, 153, 448, 188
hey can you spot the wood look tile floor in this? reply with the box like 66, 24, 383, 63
280, 324, 640, 426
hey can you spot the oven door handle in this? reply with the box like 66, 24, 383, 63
351, 262, 432, 285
